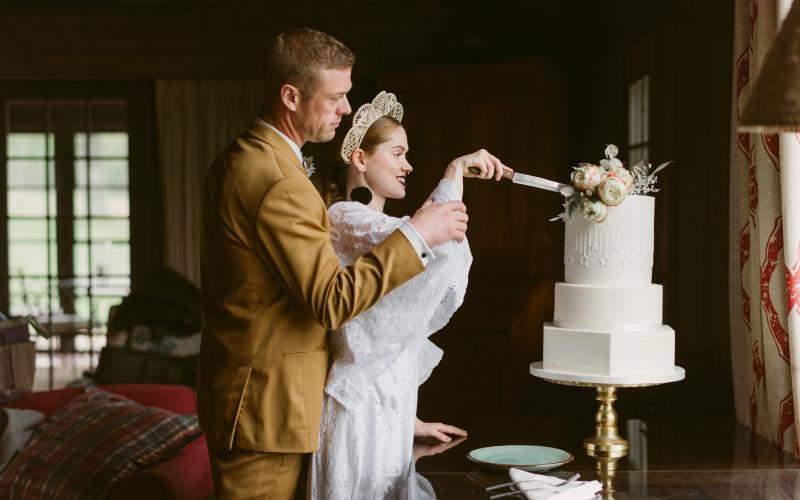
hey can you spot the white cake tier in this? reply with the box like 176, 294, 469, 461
553, 282, 662, 331
564, 195, 655, 285
542, 323, 675, 377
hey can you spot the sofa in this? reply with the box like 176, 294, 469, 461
0, 383, 213, 499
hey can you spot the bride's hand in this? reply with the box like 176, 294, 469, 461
449, 149, 510, 181
414, 417, 468, 443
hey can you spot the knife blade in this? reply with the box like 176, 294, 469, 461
468, 167, 571, 194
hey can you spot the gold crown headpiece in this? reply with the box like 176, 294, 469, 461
340, 91, 404, 164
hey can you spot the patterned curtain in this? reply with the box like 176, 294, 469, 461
155, 79, 263, 285
731, 0, 800, 455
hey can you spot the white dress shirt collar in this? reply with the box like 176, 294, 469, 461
255, 117, 303, 164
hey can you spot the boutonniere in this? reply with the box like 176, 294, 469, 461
302, 155, 316, 177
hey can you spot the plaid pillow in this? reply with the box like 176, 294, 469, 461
0, 387, 201, 499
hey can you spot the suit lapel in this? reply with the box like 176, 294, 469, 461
246, 120, 306, 176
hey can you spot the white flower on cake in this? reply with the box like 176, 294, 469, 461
570, 164, 603, 193
580, 198, 608, 223
609, 166, 633, 188
552, 144, 672, 223
597, 176, 627, 206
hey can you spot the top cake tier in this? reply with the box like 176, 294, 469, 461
564, 195, 654, 285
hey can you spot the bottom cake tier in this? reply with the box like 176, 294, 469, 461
542, 323, 675, 377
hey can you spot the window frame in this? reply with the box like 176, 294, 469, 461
0, 82, 161, 329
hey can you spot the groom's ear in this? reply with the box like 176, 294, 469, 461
280, 84, 300, 112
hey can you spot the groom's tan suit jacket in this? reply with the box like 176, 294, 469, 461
198, 121, 423, 453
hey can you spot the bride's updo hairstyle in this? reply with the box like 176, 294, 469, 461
313, 115, 403, 207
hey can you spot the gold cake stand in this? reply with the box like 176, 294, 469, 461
530, 362, 684, 456
587, 447, 627, 499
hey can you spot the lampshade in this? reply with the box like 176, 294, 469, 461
738, 0, 800, 132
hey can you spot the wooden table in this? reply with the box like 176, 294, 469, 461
413, 416, 800, 499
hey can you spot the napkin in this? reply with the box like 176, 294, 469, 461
0, 407, 44, 470
508, 468, 602, 500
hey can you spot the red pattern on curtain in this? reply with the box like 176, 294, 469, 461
732, 0, 800, 457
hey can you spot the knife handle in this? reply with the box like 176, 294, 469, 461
467, 166, 514, 179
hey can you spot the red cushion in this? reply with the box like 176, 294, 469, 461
96, 384, 198, 414
1, 384, 197, 416
0, 388, 202, 499
1, 387, 83, 417
109, 435, 213, 500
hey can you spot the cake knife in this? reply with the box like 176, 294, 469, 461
468, 166, 571, 194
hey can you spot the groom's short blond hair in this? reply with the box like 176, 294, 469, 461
264, 28, 355, 102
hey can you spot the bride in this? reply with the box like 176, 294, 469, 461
309, 91, 507, 499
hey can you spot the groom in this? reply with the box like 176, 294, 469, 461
197, 28, 469, 499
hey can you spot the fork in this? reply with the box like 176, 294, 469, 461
489, 485, 560, 499
485, 472, 580, 492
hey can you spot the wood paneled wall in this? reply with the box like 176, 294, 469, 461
379, 61, 567, 277
0, 0, 736, 418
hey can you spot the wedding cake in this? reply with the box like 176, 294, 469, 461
540, 145, 677, 379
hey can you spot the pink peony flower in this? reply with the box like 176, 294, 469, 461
609, 166, 633, 189
571, 164, 603, 193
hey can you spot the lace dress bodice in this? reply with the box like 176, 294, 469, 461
309, 179, 472, 500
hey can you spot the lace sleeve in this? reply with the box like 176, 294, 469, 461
325, 191, 472, 409
327, 202, 406, 266
429, 178, 461, 204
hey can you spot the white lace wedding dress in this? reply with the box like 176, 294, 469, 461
308, 179, 472, 500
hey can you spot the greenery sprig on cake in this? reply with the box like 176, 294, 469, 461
552, 144, 672, 223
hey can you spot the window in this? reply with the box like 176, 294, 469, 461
4, 99, 130, 354
628, 75, 650, 165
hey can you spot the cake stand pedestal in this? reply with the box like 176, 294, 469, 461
530, 362, 684, 455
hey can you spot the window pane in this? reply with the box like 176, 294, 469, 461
8, 218, 56, 241
627, 75, 650, 148
74, 241, 130, 276
7, 133, 54, 158
74, 132, 128, 158
9, 277, 60, 316
74, 218, 129, 241
7, 160, 54, 187
74, 159, 128, 187
9, 242, 57, 277
74, 296, 122, 326
73, 189, 129, 217
642, 76, 650, 142
630, 146, 649, 166
8, 189, 57, 217
69, 275, 130, 295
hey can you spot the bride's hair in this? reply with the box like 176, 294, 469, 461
312, 115, 403, 207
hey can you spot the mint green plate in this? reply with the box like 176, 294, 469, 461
467, 445, 573, 472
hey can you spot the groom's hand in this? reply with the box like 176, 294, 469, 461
410, 200, 468, 246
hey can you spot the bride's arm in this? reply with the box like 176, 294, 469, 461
442, 160, 465, 197
440, 149, 509, 199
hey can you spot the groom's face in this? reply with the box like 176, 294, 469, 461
297, 67, 352, 143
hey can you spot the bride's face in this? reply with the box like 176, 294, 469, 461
363, 126, 413, 200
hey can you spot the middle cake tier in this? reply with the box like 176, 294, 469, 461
553, 282, 662, 331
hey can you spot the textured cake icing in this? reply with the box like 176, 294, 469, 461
553, 282, 663, 331
564, 195, 654, 285
543, 194, 676, 377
